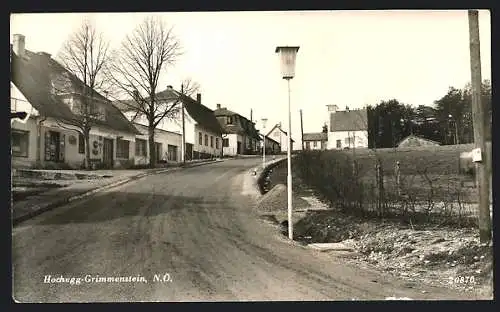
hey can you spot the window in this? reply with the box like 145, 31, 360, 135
336, 140, 342, 148
11, 130, 29, 157
116, 139, 130, 159
78, 134, 85, 154
216, 138, 220, 149
198, 132, 202, 145
227, 116, 233, 124
204, 134, 208, 146
135, 138, 147, 156
210, 136, 214, 148
313, 141, 317, 148
223, 138, 229, 147
305, 141, 311, 150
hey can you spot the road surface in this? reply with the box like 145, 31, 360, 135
12, 158, 475, 302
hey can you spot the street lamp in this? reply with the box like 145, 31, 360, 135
261, 118, 268, 168
275, 45, 300, 240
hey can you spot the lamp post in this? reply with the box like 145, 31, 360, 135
261, 118, 268, 168
275, 45, 300, 240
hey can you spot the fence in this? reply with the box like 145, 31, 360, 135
295, 148, 480, 227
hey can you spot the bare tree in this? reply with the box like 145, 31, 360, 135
105, 16, 185, 167
56, 19, 110, 169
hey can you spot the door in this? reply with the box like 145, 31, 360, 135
185, 143, 193, 161
45, 131, 64, 162
168, 145, 178, 161
102, 138, 114, 168
155, 142, 163, 162
237, 141, 242, 155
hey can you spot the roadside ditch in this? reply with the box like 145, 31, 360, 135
255, 159, 493, 299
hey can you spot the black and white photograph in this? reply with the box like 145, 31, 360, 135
10, 10, 493, 302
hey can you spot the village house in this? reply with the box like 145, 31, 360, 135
303, 132, 328, 150
10, 34, 141, 169
116, 86, 223, 161
326, 105, 368, 150
260, 134, 281, 155
132, 123, 182, 165
266, 123, 295, 153
213, 105, 261, 156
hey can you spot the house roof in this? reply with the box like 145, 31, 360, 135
330, 109, 368, 132
122, 87, 223, 135
266, 124, 295, 142
214, 107, 261, 140
260, 134, 280, 145
303, 132, 328, 141
11, 45, 140, 135
133, 122, 181, 136
397, 134, 441, 147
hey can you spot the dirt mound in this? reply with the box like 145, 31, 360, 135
257, 183, 310, 213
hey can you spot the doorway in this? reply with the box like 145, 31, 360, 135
102, 138, 114, 168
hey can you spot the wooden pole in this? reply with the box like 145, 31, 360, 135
181, 84, 186, 164
468, 10, 491, 243
300, 109, 304, 150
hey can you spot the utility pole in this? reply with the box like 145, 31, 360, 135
181, 83, 186, 164
468, 9, 491, 243
300, 109, 304, 150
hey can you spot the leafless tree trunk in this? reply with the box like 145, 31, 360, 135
56, 19, 109, 170
105, 16, 192, 168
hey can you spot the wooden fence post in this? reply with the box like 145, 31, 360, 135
376, 160, 385, 216
395, 161, 401, 196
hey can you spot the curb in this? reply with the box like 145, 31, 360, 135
12, 160, 220, 225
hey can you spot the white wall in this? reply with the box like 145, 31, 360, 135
268, 127, 293, 152
194, 125, 222, 157
304, 140, 325, 150
327, 130, 368, 150
223, 133, 242, 156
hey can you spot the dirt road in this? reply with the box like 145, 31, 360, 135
12, 158, 476, 302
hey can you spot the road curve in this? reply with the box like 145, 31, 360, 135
12, 158, 476, 302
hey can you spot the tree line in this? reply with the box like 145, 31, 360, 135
366, 80, 491, 148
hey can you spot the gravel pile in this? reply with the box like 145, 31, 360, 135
257, 183, 310, 213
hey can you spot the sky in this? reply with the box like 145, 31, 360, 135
10, 10, 491, 147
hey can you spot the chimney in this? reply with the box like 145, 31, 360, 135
345, 106, 350, 112
13, 34, 25, 58
216, 104, 221, 109
327, 104, 338, 113
250, 109, 253, 122
196, 93, 201, 103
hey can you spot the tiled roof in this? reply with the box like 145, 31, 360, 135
260, 134, 280, 145
330, 109, 368, 132
303, 132, 328, 141
11, 46, 140, 135
214, 107, 261, 140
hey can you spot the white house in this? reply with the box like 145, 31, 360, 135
326, 105, 368, 150
266, 123, 295, 153
213, 104, 261, 156
303, 132, 328, 150
132, 123, 182, 165
10, 34, 141, 169
117, 86, 223, 161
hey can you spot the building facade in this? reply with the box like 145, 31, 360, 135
266, 123, 294, 153
214, 105, 261, 156
10, 34, 141, 169
326, 105, 368, 150
118, 86, 223, 161
303, 132, 328, 150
